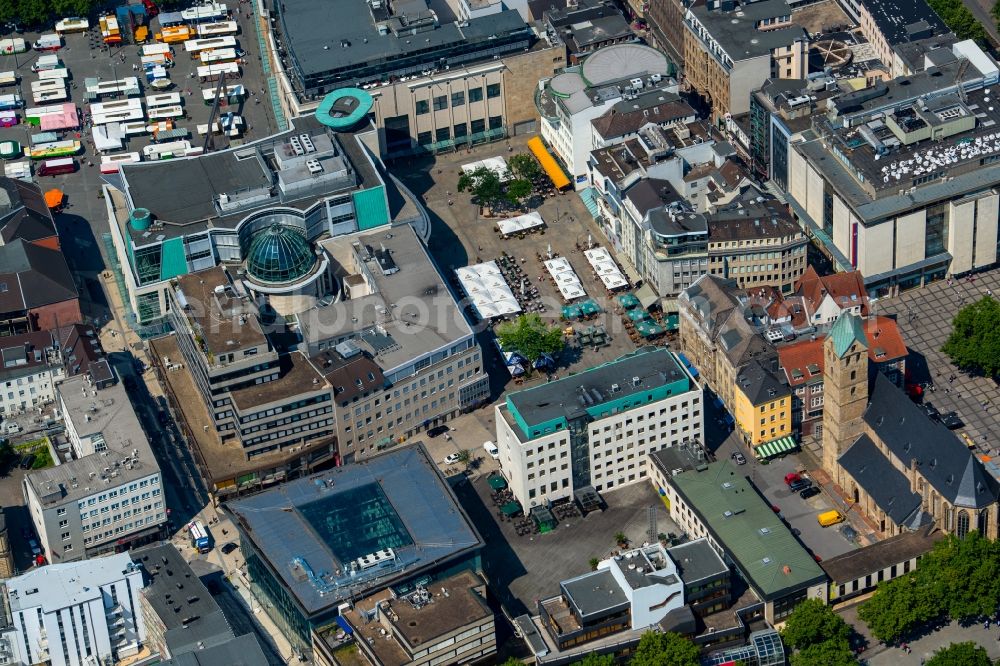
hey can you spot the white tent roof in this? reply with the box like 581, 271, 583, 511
497, 211, 544, 236
544, 257, 587, 302
461, 156, 509, 181
584, 247, 628, 290
455, 260, 521, 319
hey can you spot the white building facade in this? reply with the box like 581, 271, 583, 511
6, 553, 146, 666
495, 348, 702, 508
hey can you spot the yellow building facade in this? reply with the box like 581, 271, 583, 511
733, 359, 792, 450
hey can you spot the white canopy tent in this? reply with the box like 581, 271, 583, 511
455, 261, 522, 319
544, 257, 586, 301
497, 211, 544, 236
584, 247, 628, 290
461, 156, 509, 181
91, 123, 124, 152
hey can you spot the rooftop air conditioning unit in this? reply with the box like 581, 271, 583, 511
306, 159, 323, 175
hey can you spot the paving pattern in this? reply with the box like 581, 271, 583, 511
874, 270, 1000, 457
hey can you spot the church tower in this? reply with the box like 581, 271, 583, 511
821, 313, 869, 477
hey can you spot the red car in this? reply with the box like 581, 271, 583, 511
784, 472, 802, 486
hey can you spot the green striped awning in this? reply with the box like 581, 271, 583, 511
755, 436, 797, 459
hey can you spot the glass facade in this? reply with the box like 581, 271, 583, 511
245, 224, 316, 284
925, 202, 948, 257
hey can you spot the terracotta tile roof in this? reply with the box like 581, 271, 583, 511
795, 266, 870, 317
777, 316, 907, 386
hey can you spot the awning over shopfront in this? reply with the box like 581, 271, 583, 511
527, 136, 571, 190
755, 436, 797, 459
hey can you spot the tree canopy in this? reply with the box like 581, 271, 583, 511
509, 153, 543, 182
789, 638, 858, 666
942, 296, 1000, 377
629, 631, 700, 666
457, 166, 504, 208
781, 599, 851, 650
495, 314, 565, 363
505, 178, 533, 206
926, 641, 992, 666
927, 0, 988, 42
573, 653, 614, 666
858, 532, 1000, 643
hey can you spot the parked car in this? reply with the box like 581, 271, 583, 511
923, 402, 941, 421
220, 542, 238, 555
27, 539, 41, 556
19, 453, 34, 469
731, 451, 747, 465
443, 453, 461, 465
942, 412, 964, 430
427, 425, 449, 438
784, 472, 802, 486
483, 441, 499, 459
840, 524, 858, 541
799, 486, 821, 499
789, 478, 813, 492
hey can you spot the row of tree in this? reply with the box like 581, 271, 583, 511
0, 0, 186, 30
926, 0, 988, 43
456, 153, 543, 210
858, 532, 1000, 643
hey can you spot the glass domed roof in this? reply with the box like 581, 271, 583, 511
246, 224, 316, 284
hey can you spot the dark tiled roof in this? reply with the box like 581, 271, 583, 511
591, 95, 695, 140
624, 178, 678, 216
707, 201, 800, 242
735, 358, 789, 406
820, 526, 944, 583
314, 351, 387, 403
838, 434, 924, 526
0, 178, 56, 245
0, 239, 77, 313
864, 374, 1000, 508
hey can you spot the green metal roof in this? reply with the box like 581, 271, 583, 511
830, 312, 868, 358
670, 460, 827, 600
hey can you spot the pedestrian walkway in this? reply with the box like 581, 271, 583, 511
868, 620, 1000, 665
250, 0, 287, 131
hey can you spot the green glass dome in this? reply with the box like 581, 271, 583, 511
246, 223, 316, 284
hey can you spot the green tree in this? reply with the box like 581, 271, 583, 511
456, 449, 472, 469
926, 641, 992, 666
495, 314, 564, 363
858, 575, 939, 643
575, 653, 614, 666
509, 153, 543, 182
504, 178, 532, 206
457, 165, 503, 208
790, 638, 857, 666
781, 599, 851, 650
942, 296, 1000, 376
927, 0, 987, 42
499, 659, 523, 666
13, 0, 51, 26
629, 631, 700, 666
